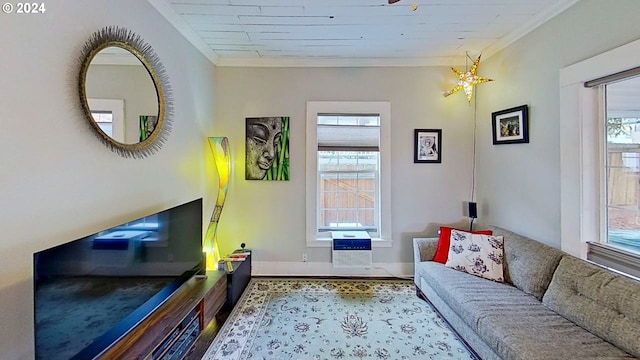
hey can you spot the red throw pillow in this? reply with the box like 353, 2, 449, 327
433, 227, 493, 264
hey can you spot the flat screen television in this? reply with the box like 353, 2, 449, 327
33, 198, 204, 360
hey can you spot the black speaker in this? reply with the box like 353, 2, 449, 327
468, 202, 478, 219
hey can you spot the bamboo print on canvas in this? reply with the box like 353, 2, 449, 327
245, 116, 290, 180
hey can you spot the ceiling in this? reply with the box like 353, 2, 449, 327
149, 0, 579, 67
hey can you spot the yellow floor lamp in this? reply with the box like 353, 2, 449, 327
204, 137, 230, 270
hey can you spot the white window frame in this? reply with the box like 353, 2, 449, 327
88, 98, 125, 142
306, 101, 392, 247
560, 38, 640, 267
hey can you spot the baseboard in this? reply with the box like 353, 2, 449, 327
252, 261, 413, 279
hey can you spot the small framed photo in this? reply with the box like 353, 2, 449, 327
491, 105, 529, 145
414, 129, 442, 163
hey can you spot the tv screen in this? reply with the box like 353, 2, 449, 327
33, 198, 204, 360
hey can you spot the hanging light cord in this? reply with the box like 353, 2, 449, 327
467, 51, 477, 203
467, 93, 478, 231
471, 90, 477, 203
469, 52, 478, 231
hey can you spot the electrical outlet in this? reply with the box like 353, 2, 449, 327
302, 252, 308, 262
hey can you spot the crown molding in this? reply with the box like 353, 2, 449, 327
215, 56, 466, 68
147, 0, 219, 65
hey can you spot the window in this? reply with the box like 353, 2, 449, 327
306, 102, 391, 247
603, 76, 640, 256
318, 114, 379, 233
561, 41, 640, 278
560, 39, 640, 278
91, 111, 114, 137
88, 98, 125, 142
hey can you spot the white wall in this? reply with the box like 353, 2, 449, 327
475, 0, 640, 248
214, 66, 476, 274
0, 1, 217, 358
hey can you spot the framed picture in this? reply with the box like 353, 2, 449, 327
245, 116, 290, 181
491, 105, 529, 145
139, 115, 158, 141
414, 129, 442, 163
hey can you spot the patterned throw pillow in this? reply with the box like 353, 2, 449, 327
433, 227, 493, 264
444, 230, 505, 282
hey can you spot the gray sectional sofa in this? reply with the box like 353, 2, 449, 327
413, 225, 640, 360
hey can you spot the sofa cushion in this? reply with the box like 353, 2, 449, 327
542, 256, 640, 358
416, 261, 635, 359
477, 308, 636, 360
415, 261, 526, 332
488, 225, 563, 300
444, 230, 504, 282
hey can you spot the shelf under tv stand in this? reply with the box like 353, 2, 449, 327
96, 270, 226, 360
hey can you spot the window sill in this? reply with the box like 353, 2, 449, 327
587, 241, 640, 279
306, 237, 392, 248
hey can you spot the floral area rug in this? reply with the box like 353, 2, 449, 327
203, 278, 477, 360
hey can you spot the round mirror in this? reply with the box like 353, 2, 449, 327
79, 27, 173, 158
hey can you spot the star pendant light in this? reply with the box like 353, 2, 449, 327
444, 53, 493, 104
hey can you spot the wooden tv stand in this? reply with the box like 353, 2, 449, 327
97, 270, 226, 359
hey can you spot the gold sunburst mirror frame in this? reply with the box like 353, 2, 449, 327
78, 26, 174, 158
